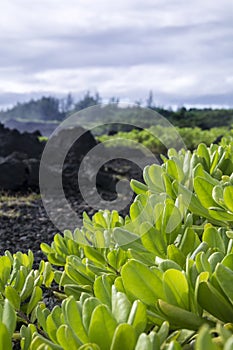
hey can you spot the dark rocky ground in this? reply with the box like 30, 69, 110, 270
0, 193, 58, 263
0, 158, 146, 265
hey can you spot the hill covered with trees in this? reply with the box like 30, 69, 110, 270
0, 91, 233, 131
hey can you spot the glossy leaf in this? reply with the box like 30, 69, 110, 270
163, 269, 189, 310
223, 186, 233, 212
89, 305, 117, 350
157, 300, 207, 330
121, 260, 164, 305
110, 324, 136, 350
0, 323, 12, 350
127, 300, 147, 335
197, 281, 233, 322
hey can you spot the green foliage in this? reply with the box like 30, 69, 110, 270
2, 140, 233, 348
98, 126, 227, 153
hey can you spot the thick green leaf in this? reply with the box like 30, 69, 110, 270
20, 324, 33, 350
157, 321, 169, 344
190, 242, 209, 260
215, 264, 233, 305
197, 144, 210, 170
222, 254, 233, 270
208, 252, 224, 271
107, 249, 127, 271
127, 300, 147, 335
162, 173, 174, 198
89, 305, 117, 350
26, 286, 43, 315
82, 297, 101, 332
56, 325, 81, 350
140, 223, 166, 258
130, 179, 148, 195
0, 323, 12, 350
173, 181, 216, 223
203, 226, 225, 253
159, 260, 182, 272
94, 275, 114, 307
4, 286, 20, 310
64, 285, 88, 300
157, 300, 207, 330
113, 228, 146, 252
135, 332, 159, 350
110, 324, 136, 350
195, 252, 211, 274
0, 256, 11, 287
162, 202, 182, 240
2, 299, 16, 336
36, 306, 49, 332
163, 269, 189, 309
65, 256, 94, 286
62, 296, 88, 343
166, 159, 184, 182
194, 176, 216, 208
130, 201, 147, 225
143, 164, 165, 192
20, 274, 34, 302
46, 309, 62, 343
167, 245, 186, 267
223, 186, 233, 212
111, 287, 131, 324
197, 281, 233, 322
30, 333, 62, 349
212, 185, 224, 206
194, 163, 218, 185
179, 228, 201, 257
43, 262, 55, 288
114, 277, 125, 293
128, 249, 155, 265
210, 150, 220, 174
93, 212, 107, 228
121, 260, 164, 305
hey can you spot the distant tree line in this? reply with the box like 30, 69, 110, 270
0, 92, 103, 122
0, 91, 233, 130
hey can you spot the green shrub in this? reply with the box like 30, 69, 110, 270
98, 126, 227, 153
1, 141, 233, 348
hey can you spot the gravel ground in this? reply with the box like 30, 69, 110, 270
0, 192, 115, 264
0, 193, 64, 262
0, 158, 146, 264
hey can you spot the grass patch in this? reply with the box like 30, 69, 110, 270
0, 192, 41, 206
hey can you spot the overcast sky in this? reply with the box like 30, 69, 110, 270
0, 0, 233, 109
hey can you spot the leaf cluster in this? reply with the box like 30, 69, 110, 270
2, 142, 233, 348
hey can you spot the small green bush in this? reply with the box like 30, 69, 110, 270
1, 141, 233, 349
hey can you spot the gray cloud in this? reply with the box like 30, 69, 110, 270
0, 0, 232, 108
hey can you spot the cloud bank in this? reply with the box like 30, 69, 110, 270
0, 0, 232, 108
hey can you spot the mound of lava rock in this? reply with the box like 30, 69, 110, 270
0, 123, 44, 191
0, 123, 116, 193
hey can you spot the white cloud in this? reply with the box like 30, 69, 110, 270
0, 0, 232, 107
